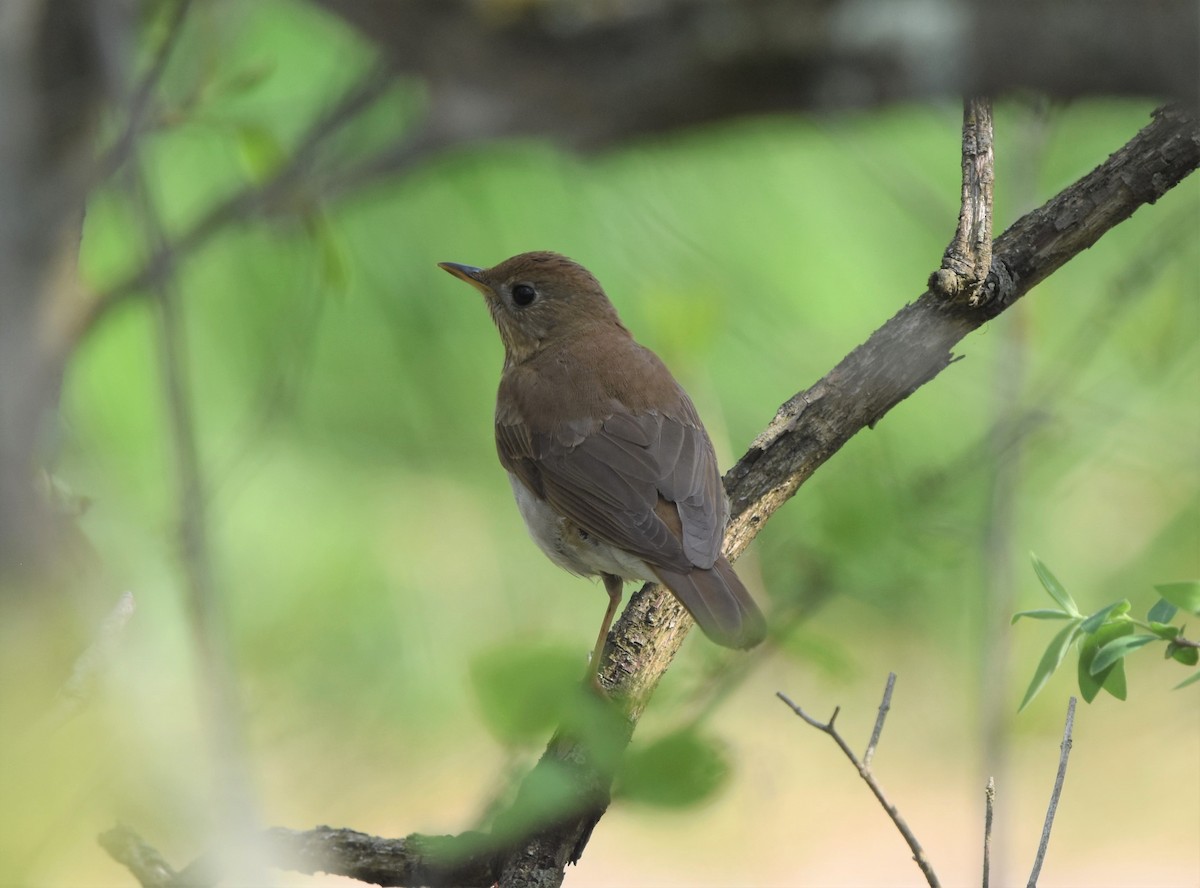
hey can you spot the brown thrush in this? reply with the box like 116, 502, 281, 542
439, 252, 767, 681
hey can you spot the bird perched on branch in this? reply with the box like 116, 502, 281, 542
439, 251, 766, 687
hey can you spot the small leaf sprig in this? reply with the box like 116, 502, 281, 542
1014, 554, 1200, 710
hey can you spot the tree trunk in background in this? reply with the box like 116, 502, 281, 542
0, 0, 126, 585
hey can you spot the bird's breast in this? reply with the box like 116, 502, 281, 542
507, 472, 656, 584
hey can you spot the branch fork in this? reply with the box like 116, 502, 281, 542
778, 675, 941, 888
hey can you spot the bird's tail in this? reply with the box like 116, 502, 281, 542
651, 555, 767, 649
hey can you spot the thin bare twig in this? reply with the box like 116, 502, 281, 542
863, 671, 896, 766
1027, 697, 1076, 887
975, 105, 1045, 888
97, 0, 194, 182
130, 155, 262, 880
982, 777, 995, 888
777, 682, 941, 888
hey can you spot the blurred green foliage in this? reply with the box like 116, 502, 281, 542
5, 0, 1197, 884
617, 729, 730, 808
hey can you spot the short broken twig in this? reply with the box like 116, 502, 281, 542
982, 776, 995, 888
778, 676, 940, 888
930, 96, 996, 305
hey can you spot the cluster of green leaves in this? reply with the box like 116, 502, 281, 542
1015, 554, 1200, 709
469, 643, 730, 818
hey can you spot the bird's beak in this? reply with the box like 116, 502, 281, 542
438, 262, 490, 294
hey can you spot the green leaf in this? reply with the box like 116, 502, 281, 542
1077, 620, 1134, 703
1174, 670, 1200, 690
216, 61, 276, 97
1019, 620, 1082, 711
1076, 660, 1103, 704
1079, 600, 1130, 634
469, 643, 586, 747
1011, 608, 1072, 624
235, 122, 286, 184
617, 730, 730, 808
1148, 622, 1181, 640
556, 690, 633, 775
491, 759, 583, 841
1166, 641, 1200, 667
1031, 554, 1080, 617
305, 212, 350, 297
1147, 598, 1178, 624
1155, 582, 1200, 615
1091, 634, 1158, 674
1101, 659, 1128, 701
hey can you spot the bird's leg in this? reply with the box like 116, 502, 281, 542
588, 573, 624, 694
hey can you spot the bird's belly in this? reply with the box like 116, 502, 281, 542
507, 473, 656, 584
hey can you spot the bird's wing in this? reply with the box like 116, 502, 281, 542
496, 399, 727, 572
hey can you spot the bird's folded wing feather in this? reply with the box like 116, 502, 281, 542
496, 403, 727, 572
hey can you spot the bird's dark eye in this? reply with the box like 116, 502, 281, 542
511, 283, 537, 307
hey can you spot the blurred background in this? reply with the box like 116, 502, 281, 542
1, 1, 1197, 885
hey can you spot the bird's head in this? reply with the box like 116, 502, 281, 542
439, 251, 623, 365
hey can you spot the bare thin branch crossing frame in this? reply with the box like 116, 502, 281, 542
1027, 697, 1077, 887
